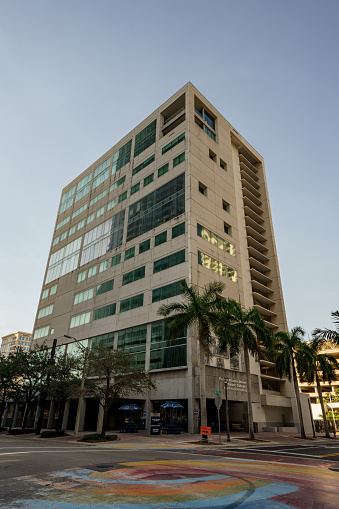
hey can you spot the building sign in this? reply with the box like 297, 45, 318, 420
226, 378, 247, 392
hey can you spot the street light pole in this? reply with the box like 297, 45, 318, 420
64, 334, 89, 438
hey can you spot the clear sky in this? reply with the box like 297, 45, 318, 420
0, 0, 338, 339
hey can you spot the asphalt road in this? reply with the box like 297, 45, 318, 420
0, 435, 338, 509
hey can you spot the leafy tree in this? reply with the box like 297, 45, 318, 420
0, 354, 22, 422
46, 352, 83, 430
325, 409, 339, 421
85, 345, 154, 435
157, 280, 225, 427
273, 327, 309, 439
323, 387, 339, 403
299, 338, 339, 438
215, 299, 271, 440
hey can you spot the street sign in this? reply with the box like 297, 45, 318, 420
200, 426, 211, 435
193, 409, 199, 415
214, 390, 221, 395
215, 396, 222, 409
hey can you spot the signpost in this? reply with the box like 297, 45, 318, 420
219, 377, 247, 442
149, 413, 161, 436
214, 394, 222, 444
200, 426, 211, 442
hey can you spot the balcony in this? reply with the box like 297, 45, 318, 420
250, 268, 272, 284
252, 291, 275, 306
247, 235, 268, 253
243, 196, 263, 216
251, 278, 273, 295
242, 187, 262, 207
244, 206, 264, 224
246, 225, 266, 244
249, 256, 270, 274
248, 245, 269, 263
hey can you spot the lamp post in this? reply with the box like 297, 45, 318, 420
224, 381, 231, 442
64, 334, 89, 438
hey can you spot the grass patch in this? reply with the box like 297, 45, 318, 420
40, 430, 66, 438
78, 433, 119, 443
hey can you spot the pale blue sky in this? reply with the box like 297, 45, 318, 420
0, 0, 338, 339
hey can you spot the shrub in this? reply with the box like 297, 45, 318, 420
40, 430, 66, 438
78, 433, 118, 443
8, 428, 35, 435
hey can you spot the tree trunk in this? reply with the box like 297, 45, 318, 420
21, 400, 31, 431
292, 359, 306, 439
244, 346, 255, 440
56, 400, 65, 430
316, 372, 330, 438
199, 342, 207, 427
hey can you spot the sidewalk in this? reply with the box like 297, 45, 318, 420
3, 428, 336, 448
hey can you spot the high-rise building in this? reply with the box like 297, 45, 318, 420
0, 332, 32, 357
32, 83, 312, 434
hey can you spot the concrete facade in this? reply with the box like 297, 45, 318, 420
32, 83, 311, 433
0, 331, 32, 357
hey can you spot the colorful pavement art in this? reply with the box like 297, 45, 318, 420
12, 457, 338, 509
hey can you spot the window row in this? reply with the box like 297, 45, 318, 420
197, 223, 235, 256
198, 250, 237, 282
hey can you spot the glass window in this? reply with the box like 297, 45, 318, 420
99, 259, 109, 272
42, 289, 49, 299
88, 265, 97, 277
154, 231, 167, 246
77, 270, 86, 282
72, 203, 88, 219
52, 237, 60, 246
87, 213, 94, 224
172, 222, 185, 239
203, 125, 216, 140
96, 279, 114, 295
92, 157, 111, 190
38, 304, 54, 319
118, 191, 127, 203
107, 199, 116, 211
111, 253, 121, 266
134, 120, 157, 158
50, 284, 58, 295
125, 246, 135, 260
46, 237, 82, 284
197, 223, 235, 256
70, 312, 91, 328
144, 173, 154, 187
173, 152, 185, 167
60, 231, 68, 241
139, 239, 150, 254
75, 173, 92, 203
69, 225, 76, 235
110, 176, 126, 192
117, 325, 146, 368
80, 210, 125, 266
74, 288, 94, 305
150, 320, 187, 370
33, 326, 50, 340
153, 249, 185, 273
127, 173, 185, 242
77, 219, 85, 230
132, 155, 155, 176
198, 250, 237, 282
204, 111, 215, 130
152, 280, 184, 303
56, 216, 70, 230
158, 163, 169, 177
120, 294, 144, 313
131, 182, 140, 195
96, 206, 105, 218
91, 331, 115, 350
59, 186, 75, 214
162, 133, 185, 155
90, 189, 107, 206
112, 140, 132, 174
122, 266, 145, 286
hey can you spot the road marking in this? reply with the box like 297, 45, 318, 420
321, 452, 339, 457
238, 448, 321, 458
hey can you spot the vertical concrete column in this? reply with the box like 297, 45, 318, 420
78, 399, 87, 432
96, 403, 104, 434
47, 401, 55, 429
144, 398, 152, 430
145, 323, 151, 372
12, 403, 19, 427
1, 406, 9, 427
62, 401, 70, 430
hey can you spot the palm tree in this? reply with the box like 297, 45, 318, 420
273, 327, 309, 439
157, 280, 225, 428
215, 299, 271, 440
313, 310, 339, 343
300, 338, 339, 438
